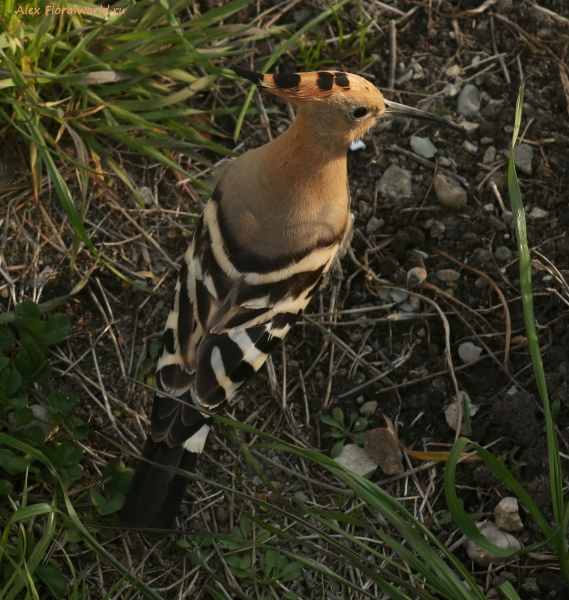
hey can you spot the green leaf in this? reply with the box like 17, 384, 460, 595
102, 458, 133, 496
353, 417, 368, 432
239, 515, 250, 539
320, 415, 342, 429
332, 407, 344, 424
12, 407, 33, 428
0, 355, 10, 371
56, 442, 83, 467
15, 301, 41, 320
60, 464, 83, 484
22, 425, 47, 445
35, 564, 67, 599
8, 397, 27, 409
0, 367, 22, 395
91, 488, 125, 515
42, 313, 71, 345
65, 528, 81, 544
44, 391, 77, 415
0, 325, 16, 351
330, 441, 344, 458
0, 478, 12, 495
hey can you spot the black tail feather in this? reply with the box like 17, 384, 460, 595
120, 438, 199, 532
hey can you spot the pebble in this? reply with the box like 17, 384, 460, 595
407, 266, 427, 288
377, 164, 412, 201
495, 246, 512, 261
513, 143, 534, 175
294, 490, 310, 504
334, 444, 377, 477
445, 393, 479, 433
528, 207, 548, 220
438, 156, 452, 167
503, 125, 514, 134
473, 248, 493, 263
366, 216, 384, 235
409, 295, 422, 311
475, 276, 490, 288
216, 506, 229, 524
483, 146, 496, 165
488, 214, 507, 231
137, 186, 155, 206
458, 342, 483, 363
495, 498, 524, 532
446, 64, 461, 77
399, 302, 415, 312
484, 203, 495, 212
390, 289, 409, 303
465, 522, 522, 566
461, 121, 480, 134
457, 84, 481, 116
434, 174, 467, 209
480, 136, 494, 144
251, 476, 263, 487
430, 221, 446, 238
462, 140, 479, 154
410, 136, 437, 159
436, 269, 460, 282
364, 428, 404, 475
360, 401, 378, 417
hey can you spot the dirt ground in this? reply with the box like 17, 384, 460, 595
3, 0, 569, 598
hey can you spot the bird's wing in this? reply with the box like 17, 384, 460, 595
152, 199, 341, 446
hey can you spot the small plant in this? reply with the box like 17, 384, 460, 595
321, 407, 368, 458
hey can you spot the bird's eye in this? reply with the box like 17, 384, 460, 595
352, 107, 368, 119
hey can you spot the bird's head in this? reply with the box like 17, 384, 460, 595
232, 65, 463, 146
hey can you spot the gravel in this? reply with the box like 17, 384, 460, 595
377, 164, 412, 201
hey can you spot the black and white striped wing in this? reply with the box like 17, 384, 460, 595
153, 198, 344, 450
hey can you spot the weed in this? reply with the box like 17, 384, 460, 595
321, 407, 368, 458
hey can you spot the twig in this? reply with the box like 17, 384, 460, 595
388, 20, 397, 91
489, 14, 511, 84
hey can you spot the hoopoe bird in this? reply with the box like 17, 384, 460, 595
121, 65, 462, 530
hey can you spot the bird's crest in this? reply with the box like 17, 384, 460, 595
231, 64, 375, 104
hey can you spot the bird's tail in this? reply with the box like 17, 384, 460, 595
120, 425, 210, 532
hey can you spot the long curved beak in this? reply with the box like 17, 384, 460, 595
383, 100, 464, 133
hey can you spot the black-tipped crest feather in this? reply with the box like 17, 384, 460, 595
231, 64, 264, 85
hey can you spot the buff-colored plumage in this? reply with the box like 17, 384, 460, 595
121, 65, 462, 532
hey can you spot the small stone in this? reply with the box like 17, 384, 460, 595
430, 221, 446, 238
474, 277, 490, 290
356, 395, 365, 405
434, 174, 467, 209
446, 64, 461, 77
364, 429, 404, 475
390, 289, 408, 303
480, 136, 494, 144
216, 506, 229, 524
495, 498, 523, 532
410, 136, 437, 159
366, 216, 384, 235
495, 246, 512, 262
409, 295, 422, 311
360, 401, 378, 417
488, 214, 507, 231
251, 476, 263, 487
136, 186, 154, 206
473, 248, 493, 263
461, 121, 480, 134
503, 124, 514, 134
483, 146, 496, 164
334, 444, 378, 477
436, 269, 460, 282
377, 165, 412, 201
462, 140, 479, 154
528, 207, 548, 220
484, 203, 495, 212
294, 490, 310, 504
465, 522, 522, 566
457, 84, 481, 116
399, 302, 415, 312
512, 143, 534, 175
445, 392, 479, 433
407, 267, 427, 288
438, 156, 452, 167
458, 342, 483, 363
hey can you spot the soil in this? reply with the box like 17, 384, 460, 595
3, 0, 569, 598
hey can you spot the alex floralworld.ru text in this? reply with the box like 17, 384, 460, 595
15, 4, 126, 15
